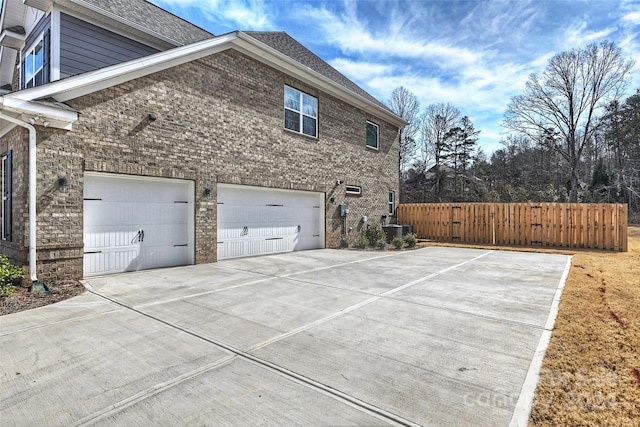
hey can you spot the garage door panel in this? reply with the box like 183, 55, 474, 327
217, 185, 324, 260
84, 227, 141, 249
84, 174, 194, 276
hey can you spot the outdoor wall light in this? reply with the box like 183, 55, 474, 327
204, 188, 212, 197
58, 177, 69, 193
148, 113, 157, 121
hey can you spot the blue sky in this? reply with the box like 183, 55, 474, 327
151, 0, 640, 155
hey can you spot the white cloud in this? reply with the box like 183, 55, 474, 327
303, 4, 484, 69
328, 58, 394, 81
622, 10, 640, 24
153, 0, 640, 154
153, 0, 273, 30
564, 20, 616, 48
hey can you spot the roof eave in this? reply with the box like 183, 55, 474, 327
0, 29, 26, 49
6, 31, 406, 128
0, 96, 78, 130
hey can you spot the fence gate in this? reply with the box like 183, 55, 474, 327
397, 203, 628, 252
452, 205, 462, 241
532, 205, 542, 246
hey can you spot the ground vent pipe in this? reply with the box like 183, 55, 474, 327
0, 111, 38, 282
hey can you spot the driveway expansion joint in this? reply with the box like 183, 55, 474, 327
86, 289, 416, 427
82, 250, 495, 427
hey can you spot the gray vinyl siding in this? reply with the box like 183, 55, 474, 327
60, 13, 158, 78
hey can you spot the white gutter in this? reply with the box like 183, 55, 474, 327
0, 110, 39, 282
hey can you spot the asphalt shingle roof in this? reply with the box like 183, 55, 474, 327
244, 31, 392, 114
81, 0, 213, 45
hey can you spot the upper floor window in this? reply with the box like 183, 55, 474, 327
21, 31, 50, 89
284, 85, 317, 137
388, 191, 395, 215
2, 151, 12, 242
366, 121, 379, 150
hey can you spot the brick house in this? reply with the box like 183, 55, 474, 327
0, 0, 406, 282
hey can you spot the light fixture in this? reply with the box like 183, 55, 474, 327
204, 188, 212, 197
58, 177, 69, 193
335, 180, 344, 185
148, 113, 157, 121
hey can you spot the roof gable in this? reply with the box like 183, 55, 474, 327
2, 31, 406, 129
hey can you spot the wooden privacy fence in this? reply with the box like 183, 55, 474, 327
397, 203, 628, 252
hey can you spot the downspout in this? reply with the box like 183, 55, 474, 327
0, 110, 39, 282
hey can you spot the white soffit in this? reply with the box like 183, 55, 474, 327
0, 29, 26, 49
22, 0, 53, 11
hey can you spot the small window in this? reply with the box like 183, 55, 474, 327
1, 151, 12, 241
388, 191, 395, 215
366, 121, 379, 149
345, 185, 362, 195
284, 85, 318, 137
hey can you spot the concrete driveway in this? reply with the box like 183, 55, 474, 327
0, 247, 571, 426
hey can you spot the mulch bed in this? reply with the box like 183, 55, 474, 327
0, 280, 86, 316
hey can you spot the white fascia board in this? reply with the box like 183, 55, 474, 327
234, 33, 407, 128
6, 29, 405, 128
11, 32, 238, 103
0, 96, 77, 129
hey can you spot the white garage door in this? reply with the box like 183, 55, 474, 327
83, 173, 195, 276
217, 184, 324, 260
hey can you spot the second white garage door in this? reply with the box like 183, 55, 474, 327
217, 184, 324, 260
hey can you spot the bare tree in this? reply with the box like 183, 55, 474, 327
446, 116, 479, 197
504, 41, 634, 202
419, 103, 461, 200
387, 87, 420, 176
603, 90, 640, 221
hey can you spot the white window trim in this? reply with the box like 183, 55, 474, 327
366, 121, 379, 150
21, 34, 45, 89
50, 8, 61, 82
345, 185, 362, 195
388, 191, 395, 215
1, 152, 11, 241
284, 85, 318, 138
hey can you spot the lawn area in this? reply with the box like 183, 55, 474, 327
529, 225, 640, 426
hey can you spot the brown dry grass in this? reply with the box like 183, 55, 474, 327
529, 226, 640, 426
417, 228, 640, 426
